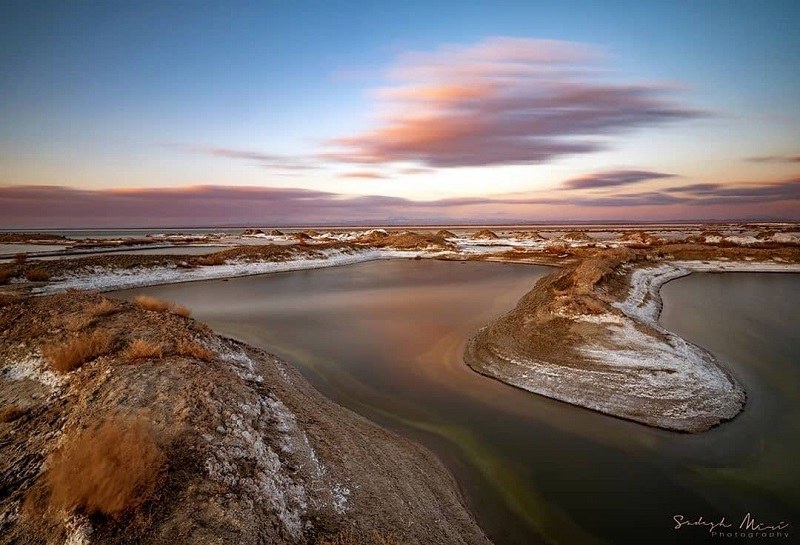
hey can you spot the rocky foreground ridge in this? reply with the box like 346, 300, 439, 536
0, 292, 489, 545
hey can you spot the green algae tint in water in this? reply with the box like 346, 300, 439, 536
117, 262, 800, 545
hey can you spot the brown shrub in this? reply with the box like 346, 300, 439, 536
63, 314, 93, 332
45, 418, 166, 517
175, 339, 215, 362
88, 298, 118, 317
0, 404, 26, 423
14, 253, 27, 264
0, 267, 16, 285
121, 339, 164, 361
133, 295, 190, 317
24, 268, 51, 282
170, 303, 191, 317
43, 330, 115, 373
194, 254, 226, 266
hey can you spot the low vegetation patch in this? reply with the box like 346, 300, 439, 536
0, 404, 26, 423
0, 267, 16, 285
44, 418, 166, 517
175, 339, 215, 362
43, 330, 115, 373
24, 268, 51, 282
62, 314, 93, 332
133, 295, 190, 317
122, 339, 164, 361
89, 298, 119, 317
193, 254, 226, 266
0, 292, 23, 307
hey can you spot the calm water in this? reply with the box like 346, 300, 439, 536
116, 262, 799, 544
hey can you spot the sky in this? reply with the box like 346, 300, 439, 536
1, 0, 799, 228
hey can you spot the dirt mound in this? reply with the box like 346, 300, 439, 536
355, 229, 390, 243
515, 231, 544, 240
1, 293, 488, 545
618, 231, 662, 245
560, 231, 593, 242
269, 229, 285, 236
470, 230, 498, 240
241, 228, 265, 236
687, 229, 724, 244
366, 231, 453, 250
435, 230, 457, 239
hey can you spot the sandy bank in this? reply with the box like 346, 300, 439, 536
465, 256, 800, 432
34, 248, 447, 293
0, 292, 489, 544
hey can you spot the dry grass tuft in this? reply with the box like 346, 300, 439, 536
43, 330, 115, 373
63, 314, 93, 332
170, 304, 191, 317
133, 295, 191, 317
121, 339, 164, 361
132, 295, 170, 312
194, 254, 226, 266
45, 418, 166, 517
0, 404, 26, 423
175, 339, 215, 362
89, 298, 119, 317
24, 268, 51, 282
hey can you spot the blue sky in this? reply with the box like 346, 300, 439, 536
1, 0, 798, 226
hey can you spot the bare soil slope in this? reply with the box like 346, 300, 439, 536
0, 293, 489, 545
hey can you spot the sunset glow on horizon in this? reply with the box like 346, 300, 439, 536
1, 1, 798, 227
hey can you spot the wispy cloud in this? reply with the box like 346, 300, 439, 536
2, 177, 797, 228
338, 170, 390, 179
168, 144, 321, 171
562, 170, 676, 190
745, 154, 800, 164
663, 177, 800, 202
663, 183, 720, 194
323, 37, 705, 168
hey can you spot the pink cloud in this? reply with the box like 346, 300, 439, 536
324, 37, 704, 168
